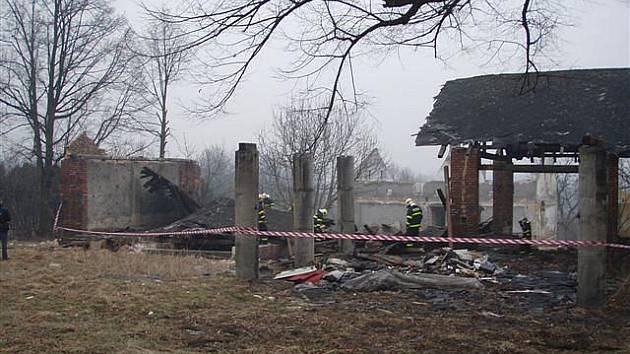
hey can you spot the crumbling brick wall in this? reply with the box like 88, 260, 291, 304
65, 132, 106, 156
60, 157, 88, 229
492, 160, 514, 235
179, 160, 201, 202
449, 147, 480, 236
60, 156, 201, 231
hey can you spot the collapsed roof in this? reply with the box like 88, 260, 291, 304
415, 68, 630, 156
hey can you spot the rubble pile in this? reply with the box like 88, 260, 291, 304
152, 198, 293, 232
276, 248, 579, 312
280, 249, 489, 301
420, 248, 500, 277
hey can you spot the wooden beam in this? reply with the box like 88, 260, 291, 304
436, 188, 447, 208
479, 164, 578, 173
443, 166, 453, 248
479, 151, 511, 162
438, 144, 447, 158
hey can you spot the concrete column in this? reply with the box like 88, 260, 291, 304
234, 143, 259, 280
492, 160, 514, 235
337, 156, 355, 255
292, 154, 314, 267
449, 147, 480, 236
578, 145, 608, 308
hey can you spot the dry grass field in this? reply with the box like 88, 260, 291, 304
1, 243, 629, 354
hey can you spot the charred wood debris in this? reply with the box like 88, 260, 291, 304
273, 243, 587, 313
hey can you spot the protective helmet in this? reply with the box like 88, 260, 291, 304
320, 208, 328, 216
405, 198, 414, 206
263, 193, 270, 199
258, 193, 264, 200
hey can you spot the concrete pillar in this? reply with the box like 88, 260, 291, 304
234, 143, 259, 280
449, 147, 480, 236
577, 145, 608, 308
337, 156, 355, 255
492, 160, 514, 235
608, 154, 619, 242
292, 154, 314, 267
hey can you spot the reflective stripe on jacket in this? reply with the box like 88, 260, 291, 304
406, 205, 423, 229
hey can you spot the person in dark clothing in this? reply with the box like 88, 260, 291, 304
313, 208, 334, 233
518, 217, 532, 253
405, 198, 423, 237
0, 201, 11, 261
519, 217, 532, 240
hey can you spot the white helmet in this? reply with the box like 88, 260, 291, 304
405, 198, 414, 206
319, 208, 328, 216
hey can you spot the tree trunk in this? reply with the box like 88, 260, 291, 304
37, 165, 54, 237
159, 93, 168, 159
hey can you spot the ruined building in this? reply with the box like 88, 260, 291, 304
415, 68, 630, 242
60, 134, 200, 231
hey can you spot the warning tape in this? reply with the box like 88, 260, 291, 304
52, 203, 630, 250
53, 225, 630, 250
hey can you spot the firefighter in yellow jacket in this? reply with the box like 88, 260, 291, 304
313, 208, 334, 233
256, 193, 273, 242
405, 198, 423, 236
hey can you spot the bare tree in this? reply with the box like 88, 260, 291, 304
258, 98, 379, 210
197, 145, 234, 204
0, 0, 139, 235
146, 0, 564, 125
388, 163, 420, 183
137, 16, 191, 158
104, 134, 157, 158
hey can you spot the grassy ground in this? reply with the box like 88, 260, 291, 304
1, 243, 629, 354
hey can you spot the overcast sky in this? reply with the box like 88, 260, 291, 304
114, 0, 629, 179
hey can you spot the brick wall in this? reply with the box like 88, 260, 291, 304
492, 160, 514, 235
179, 160, 201, 200
60, 157, 88, 229
608, 153, 619, 242
449, 147, 480, 236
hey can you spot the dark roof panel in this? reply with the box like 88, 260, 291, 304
415, 68, 630, 153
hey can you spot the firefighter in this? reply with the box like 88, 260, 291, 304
519, 217, 532, 240
405, 198, 423, 237
256, 193, 273, 242
0, 200, 11, 261
313, 208, 332, 233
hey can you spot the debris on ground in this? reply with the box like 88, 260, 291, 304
274, 266, 318, 280
340, 269, 483, 292
270, 246, 586, 314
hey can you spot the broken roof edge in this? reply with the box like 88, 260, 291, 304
414, 67, 630, 155
415, 139, 630, 158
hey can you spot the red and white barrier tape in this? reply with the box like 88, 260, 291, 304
53, 224, 630, 250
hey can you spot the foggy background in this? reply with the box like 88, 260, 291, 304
110, 0, 629, 179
